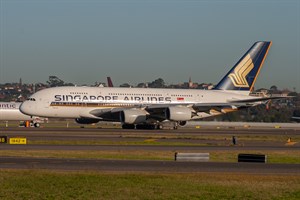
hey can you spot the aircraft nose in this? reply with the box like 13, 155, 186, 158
20, 101, 33, 116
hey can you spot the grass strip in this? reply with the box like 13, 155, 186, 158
29, 139, 212, 146
0, 150, 299, 163
0, 170, 299, 200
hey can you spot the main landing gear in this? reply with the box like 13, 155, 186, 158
121, 122, 180, 130
121, 124, 158, 129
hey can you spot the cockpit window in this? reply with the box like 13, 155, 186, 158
26, 98, 36, 101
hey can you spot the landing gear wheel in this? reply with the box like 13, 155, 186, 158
34, 123, 40, 128
122, 124, 135, 129
136, 124, 157, 129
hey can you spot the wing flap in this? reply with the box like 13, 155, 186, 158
228, 95, 292, 103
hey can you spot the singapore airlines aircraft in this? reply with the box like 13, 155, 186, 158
0, 102, 42, 127
20, 41, 286, 129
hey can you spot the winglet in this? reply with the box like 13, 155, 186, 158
214, 41, 272, 93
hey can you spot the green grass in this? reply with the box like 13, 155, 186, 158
1, 123, 299, 199
0, 150, 173, 160
1, 150, 300, 163
27, 133, 300, 145
29, 139, 210, 146
0, 170, 299, 200
26, 132, 300, 145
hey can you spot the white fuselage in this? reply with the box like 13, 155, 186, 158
20, 86, 252, 119
0, 102, 33, 121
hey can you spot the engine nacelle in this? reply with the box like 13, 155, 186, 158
75, 118, 100, 124
166, 107, 193, 121
120, 109, 147, 124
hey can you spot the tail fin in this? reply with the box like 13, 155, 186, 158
214, 41, 272, 93
107, 77, 114, 87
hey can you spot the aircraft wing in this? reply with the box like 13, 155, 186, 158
80, 102, 251, 120
144, 102, 252, 117
193, 95, 292, 112
192, 103, 250, 113
79, 95, 289, 120
228, 96, 292, 103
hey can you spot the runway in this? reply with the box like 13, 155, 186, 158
1, 156, 299, 174
0, 144, 299, 151
0, 127, 299, 151
1, 126, 299, 135
0, 127, 299, 173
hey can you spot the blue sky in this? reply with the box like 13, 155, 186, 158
0, 0, 299, 91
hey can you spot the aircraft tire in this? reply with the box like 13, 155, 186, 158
34, 123, 40, 128
122, 124, 135, 129
136, 124, 157, 130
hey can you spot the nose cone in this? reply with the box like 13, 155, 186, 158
20, 101, 33, 116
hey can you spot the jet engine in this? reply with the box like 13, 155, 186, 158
120, 109, 147, 124
75, 118, 100, 124
166, 107, 193, 121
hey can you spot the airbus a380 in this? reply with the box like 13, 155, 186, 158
20, 41, 286, 129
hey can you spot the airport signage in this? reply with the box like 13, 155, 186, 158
9, 137, 27, 145
0, 136, 8, 144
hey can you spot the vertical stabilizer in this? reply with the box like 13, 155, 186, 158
107, 77, 114, 87
214, 41, 272, 93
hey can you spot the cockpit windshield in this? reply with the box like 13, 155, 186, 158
26, 98, 36, 101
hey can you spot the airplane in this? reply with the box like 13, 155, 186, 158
0, 102, 42, 127
0, 77, 113, 128
20, 41, 288, 129
107, 77, 114, 87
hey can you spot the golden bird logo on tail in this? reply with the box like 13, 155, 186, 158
228, 54, 254, 87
